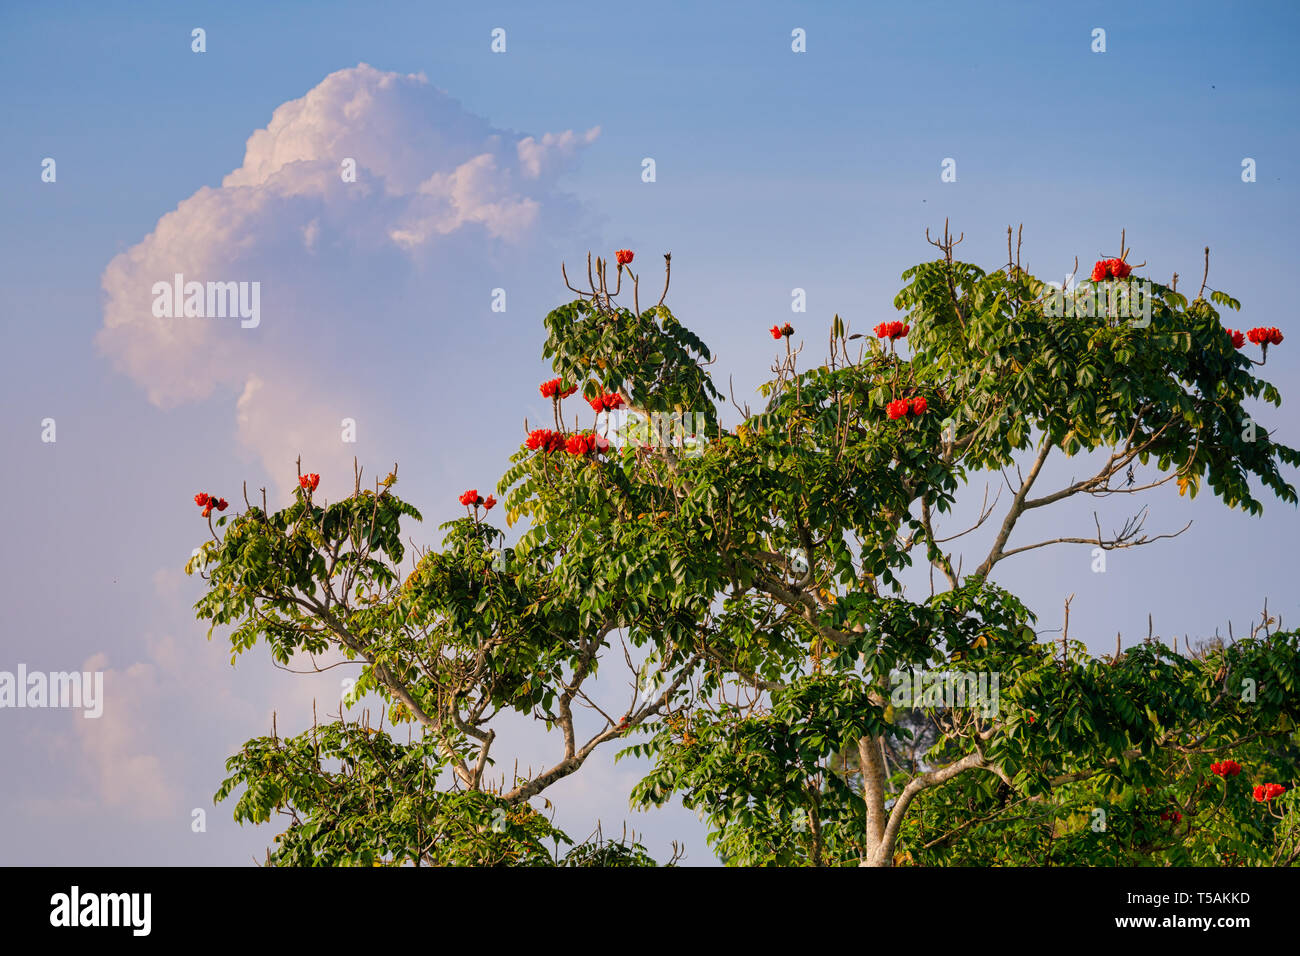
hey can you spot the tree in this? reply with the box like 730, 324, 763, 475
189, 234, 1299, 866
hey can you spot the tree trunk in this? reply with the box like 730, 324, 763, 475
858, 734, 892, 866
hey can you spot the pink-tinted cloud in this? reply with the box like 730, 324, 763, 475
97, 63, 599, 495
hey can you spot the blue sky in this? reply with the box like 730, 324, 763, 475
1, 0, 1298, 865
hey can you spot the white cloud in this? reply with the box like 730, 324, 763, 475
96, 63, 599, 489
516, 127, 602, 180
72, 652, 180, 819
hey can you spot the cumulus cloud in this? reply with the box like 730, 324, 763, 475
516, 127, 602, 180
61, 567, 331, 822
72, 651, 180, 819
96, 63, 598, 493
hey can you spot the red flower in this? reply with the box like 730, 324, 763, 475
541, 378, 578, 399
616, 249, 634, 267
874, 320, 909, 340
1247, 327, 1284, 347
1091, 261, 1109, 282
566, 433, 590, 455
201, 504, 213, 518
886, 399, 909, 420
770, 325, 782, 340
1212, 759, 1241, 778
1159, 810, 1182, 823
194, 493, 211, 507
910, 396, 927, 416
589, 392, 625, 412
216, 498, 229, 512
526, 428, 566, 453
781, 323, 795, 337
483, 495, 496, 511
299, 474, 320, 492
1254, 782, 1286, 801
459, 489, 479, 507
1109, 258, 1132, 279
1226, 329, 1245, 350
568, 431, 608, 456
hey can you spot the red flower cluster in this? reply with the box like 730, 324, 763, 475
1246, 327, 1284, 347
588, 392, 625, 412
616, 249, 634, 266
874, 320, 909, 340
457, 489, 496, 510
1253, 783, 1287, 802
1091, 258, 1132, 281
887, 396, 927, 420
1211, 759, 1242, 777
298, 473, 320, 492
768, 322, 795, 339
527, 428, 566, 453
540, 378, 579, 400
565, 431, 608, 456
1225, 329, 1246, 350
193, 492, 228, 518
1159, 809, 1182, 823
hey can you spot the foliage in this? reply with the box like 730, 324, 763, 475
190, 242, 1299, 866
